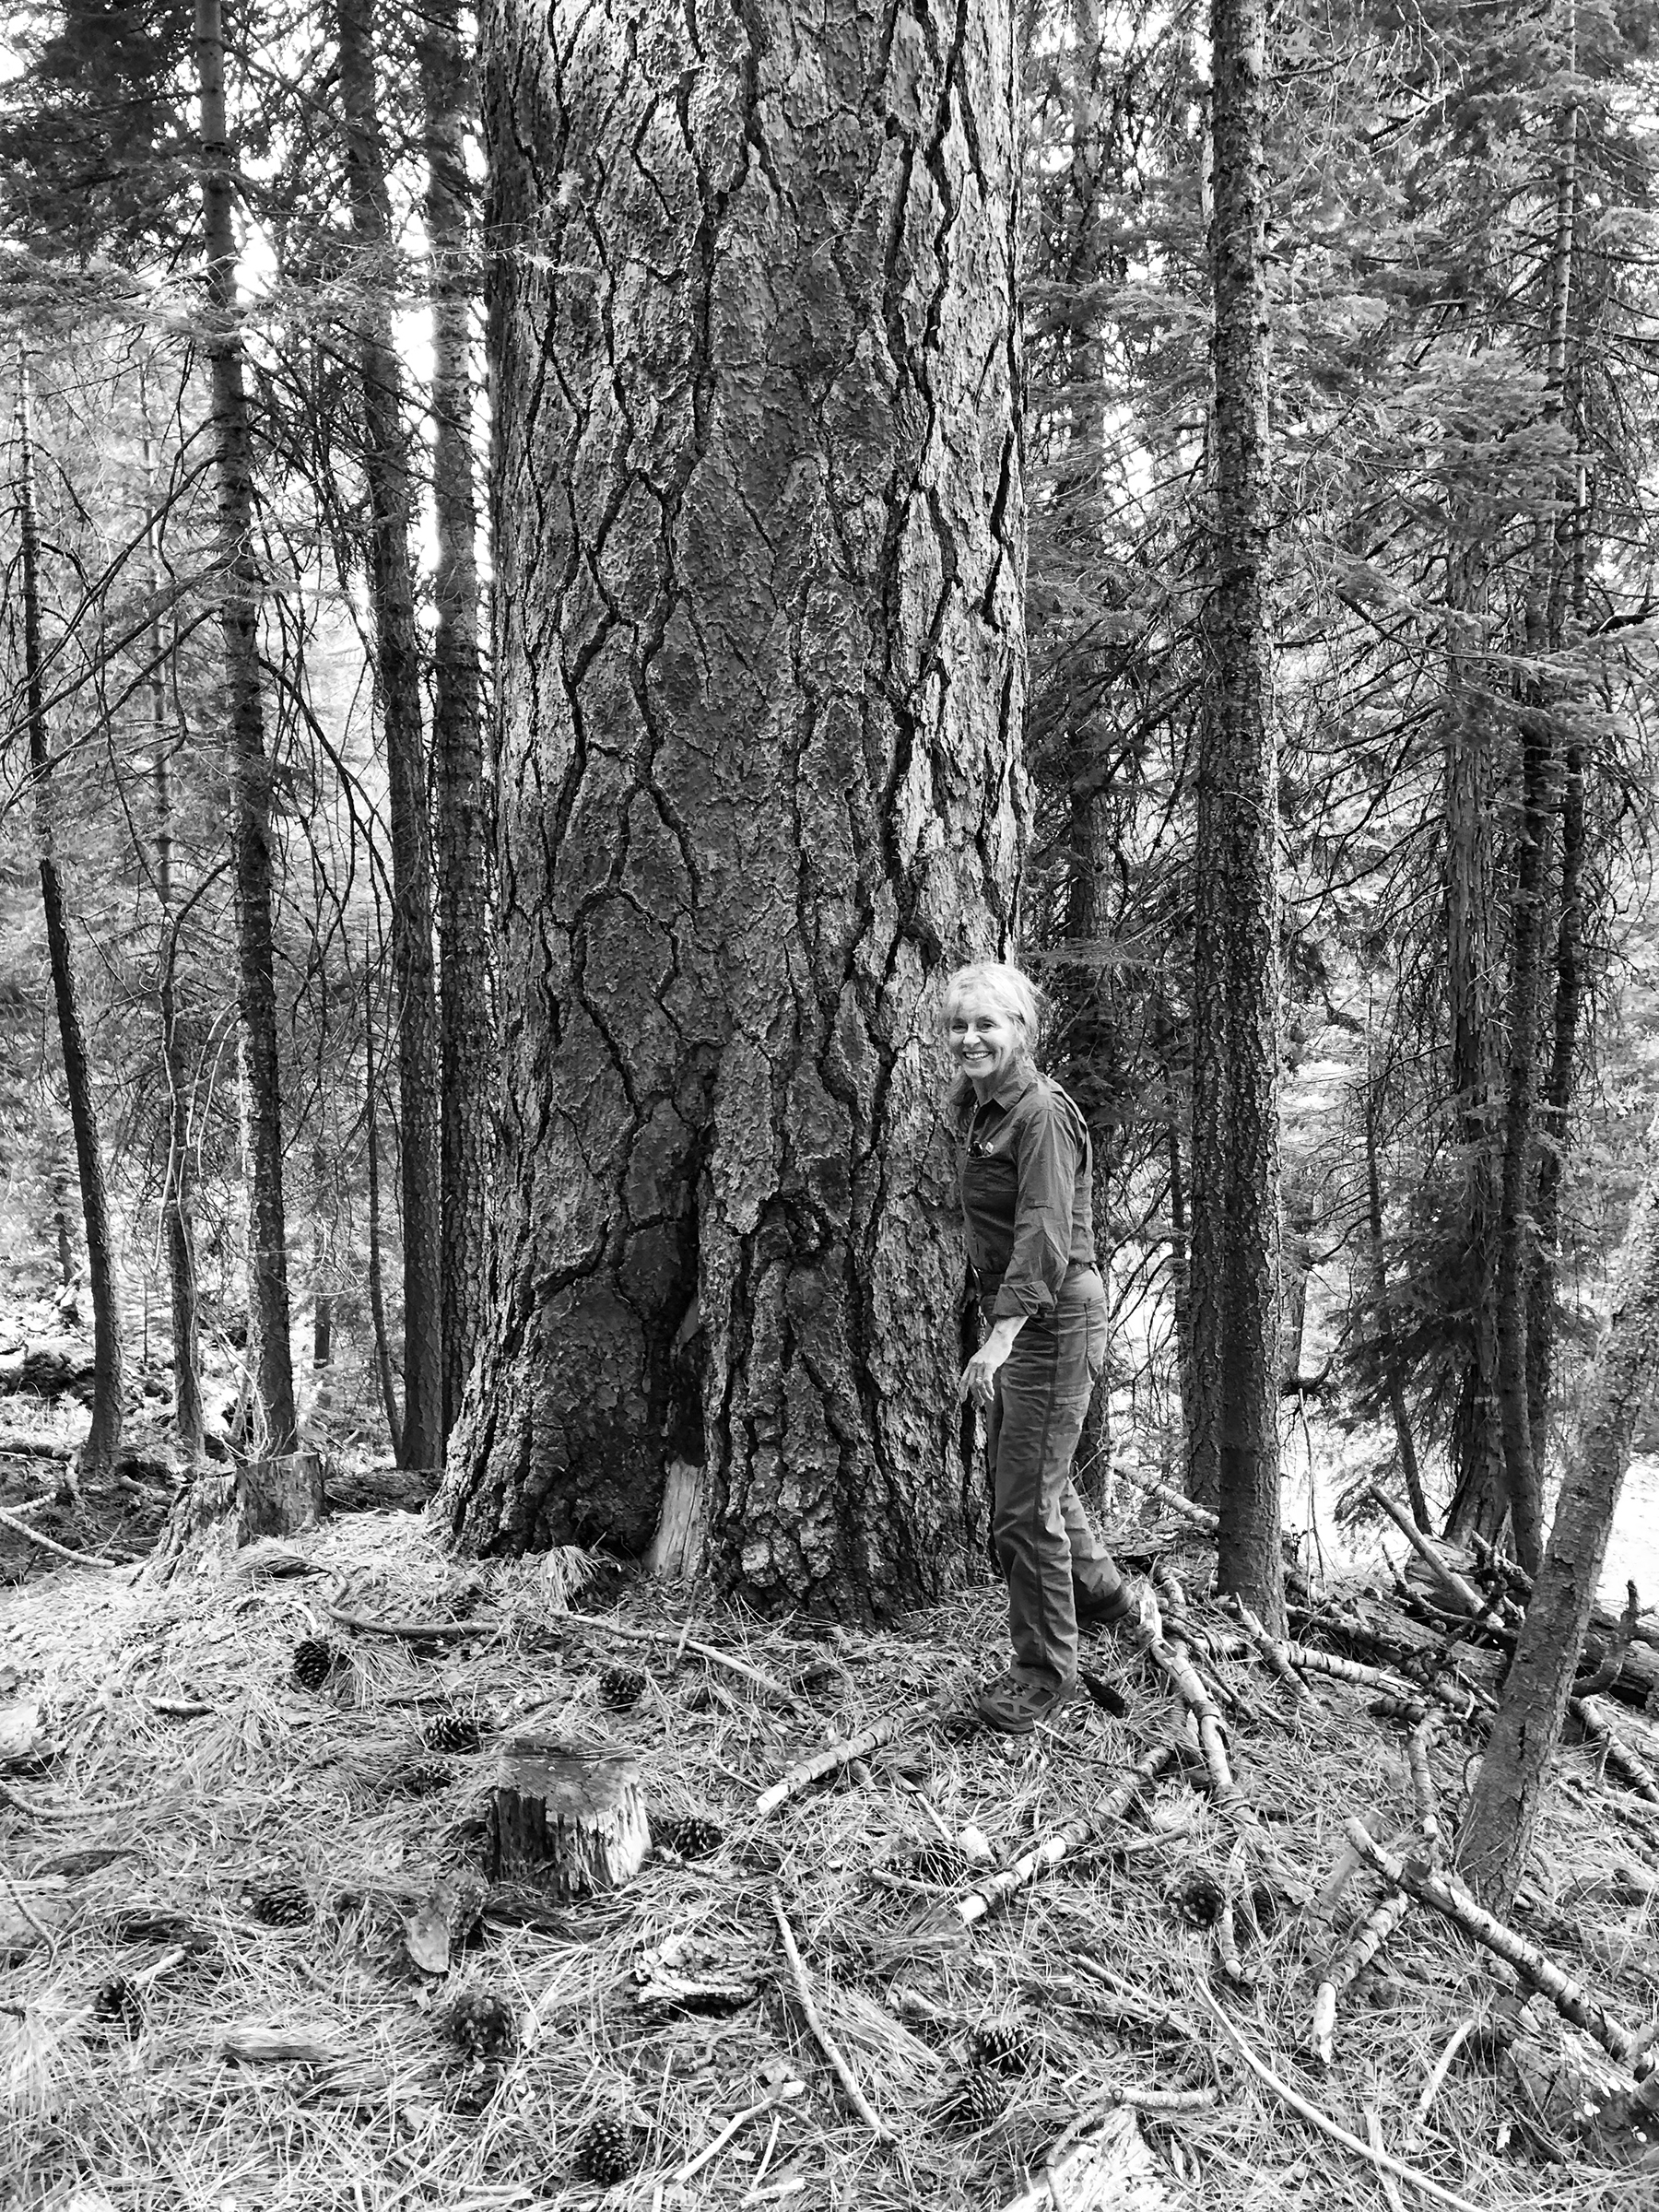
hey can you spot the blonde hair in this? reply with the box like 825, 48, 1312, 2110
943, 961, 1045, 1068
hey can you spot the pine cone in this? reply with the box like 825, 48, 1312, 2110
937, 2065, 1006, 2130
969, 2021, 1036, 2077
291, 1638, 343, 1692
571, 2112, 638, 2184
387, 1758, 454, 1797
598, 1665, 647, 1710
1167, 1868, 1225, 1927
447, 1990, 517, 2059
91, 1976, 143, 2036
248, 1882, 313, 1928
655, 1812, 724, 1859
425, 1712, 486, 1755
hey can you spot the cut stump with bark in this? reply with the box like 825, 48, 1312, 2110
486, 1735, 648, 1898
239, 1451, 324, 1538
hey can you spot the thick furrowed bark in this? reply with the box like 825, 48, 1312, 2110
446, 0, 1027, 1614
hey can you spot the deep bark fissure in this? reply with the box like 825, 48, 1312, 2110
448, 0, 1027, 1610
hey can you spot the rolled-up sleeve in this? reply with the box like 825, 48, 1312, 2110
991, 1098, 1080, 1318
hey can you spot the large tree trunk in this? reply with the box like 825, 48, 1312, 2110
194, 0, 301, 1471
336, 0, 443, 1479
444, 0, 1027, 1613
1458, 1102, 1659, 1912
418, 2, 492, 1450
16, 351, 124, 1488
1186, 0, 1285, 1630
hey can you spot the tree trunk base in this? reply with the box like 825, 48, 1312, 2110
143, 1450, 324, 1583
486, 1735, 648, 1897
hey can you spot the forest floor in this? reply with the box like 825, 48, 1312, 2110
3, 1479, 1659, 2212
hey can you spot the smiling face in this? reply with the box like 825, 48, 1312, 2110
947, 988, 1025, 1096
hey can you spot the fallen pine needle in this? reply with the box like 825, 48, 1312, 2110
1196, 1982, 1486, 2212
769, 1888, 895, 2143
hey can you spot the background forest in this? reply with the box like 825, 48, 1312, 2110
1, 0, 1658, 1586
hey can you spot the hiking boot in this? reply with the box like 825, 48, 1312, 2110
1076, 1581, 1137, 1632
973, 1671, 1082, 1737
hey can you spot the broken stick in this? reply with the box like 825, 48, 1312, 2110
770, 1890, 894, 2143
1343, 1818, 1653, 2076
1198, 1983, 1485, 2212
755, 1718, 901, 1817
954, 1742, 1180, 1929
559, 1612, 801, 1709
1134, 1612, 1250, 1825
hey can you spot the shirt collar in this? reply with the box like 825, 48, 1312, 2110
950, 1065, 1037, 1117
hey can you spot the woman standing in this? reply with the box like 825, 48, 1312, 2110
947, 961, 1134, 1733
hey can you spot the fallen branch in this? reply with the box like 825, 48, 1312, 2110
1197, 1982, 1485, 2212
0, 1504, 116, 1569
1284, 1641, 1422, 1705
1364, 1488, 1488, 1618
1571, 1692, 1659, 1804
558, 1612, 801, 1709
770, 1889, 894, 2143
1576, 1582, 1642, 1696
1112, 1463, 1219, 1534
1229, 1596, 1312, 1702
1312, 1891, 1410, 2065
755, 1718, 901, 1817
954, 1742, 1180, 1929
324, 1606, 480, 1643
1343, 1818, 1653, 2075
1134, 1611, 1251, 1825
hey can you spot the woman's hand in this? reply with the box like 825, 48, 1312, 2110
957, 1316, 1026, 1408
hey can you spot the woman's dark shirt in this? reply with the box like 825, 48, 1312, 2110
950, 1068, 1096, 1317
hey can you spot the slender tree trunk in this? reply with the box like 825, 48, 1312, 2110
418, 1, 492, 1449
1364, 1073, 1428, 1530
1165, 1072, 1195, 1450
1459, 1102, 1659, 1911
1526, 83, 1588, 1494
336, 0, 443, 1478
1493, 709, 1551, 1574
142, 428, 206, 1462
1187, 0, 1285, 1630
194, 0, 302, 1470
1441, 551, 1506, 1548
445, 0, 1027, 1611
16, 352, 124, 1489
364, 952, 404, 1463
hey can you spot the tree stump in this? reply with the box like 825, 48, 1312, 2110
239, 1450, 324, 1538
487, 1735, 648, 1898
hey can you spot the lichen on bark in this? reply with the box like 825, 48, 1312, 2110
444, 0, 1027, 1615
